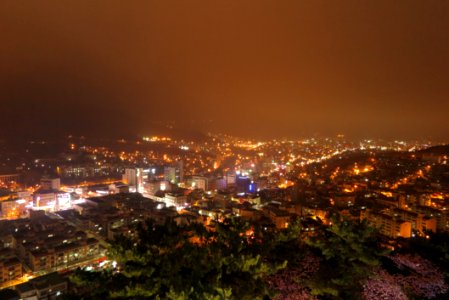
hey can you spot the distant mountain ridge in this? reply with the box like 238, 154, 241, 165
418, 144, 449, 155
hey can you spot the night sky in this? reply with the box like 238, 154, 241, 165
1, 1, 448, 140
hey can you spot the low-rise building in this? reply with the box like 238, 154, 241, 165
361, 210, 412, 238
262, 206, 291, 229
0, 257, 22, 286
15, 272, 67, 300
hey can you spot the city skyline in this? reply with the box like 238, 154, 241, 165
1, 1, 449, 140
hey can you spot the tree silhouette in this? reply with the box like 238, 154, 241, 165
306, 214, 388, 299
71, 218, 289, 299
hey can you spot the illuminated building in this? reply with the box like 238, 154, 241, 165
1, 199, 28, 220
31, 190, 71, 212
164, 192, 187, 207
108, 183, 129, 194
143, 180, 170, 196
225, 172, 236, 186
390, 208, 437, 234
122, 168, 144, 193
190, 176, 208, 191
33, 191, 56, 211
164, 166, 176, 184
28, 238, 100, 272
361, 210, 412, 238
0, 256, 22, 287
262, 206, 291, 229
17, 191, 32, 203
0, 174, 19, 186
331, 194, 356, 208
415, 205, 449, 232
164, 161, 184, 184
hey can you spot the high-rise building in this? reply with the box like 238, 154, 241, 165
164, 167, 177, 184
122, 168, 144, 192
177, 160, 184, 183
164, 161, 184, 184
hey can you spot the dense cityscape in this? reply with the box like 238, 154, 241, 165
0, 134, 449, 299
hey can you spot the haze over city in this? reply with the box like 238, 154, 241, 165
1, 0, 449, 140
3, 2, 449, 299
